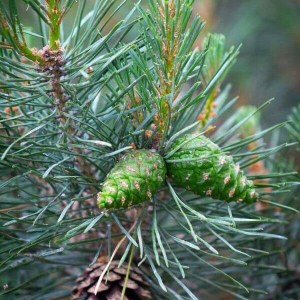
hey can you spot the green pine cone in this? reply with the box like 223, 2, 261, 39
97, 150, 166, 209
166, 134, 259, 204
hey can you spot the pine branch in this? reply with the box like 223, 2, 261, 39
0, 1, 299, 299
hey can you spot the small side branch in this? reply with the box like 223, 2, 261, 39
0, 11, 42, 62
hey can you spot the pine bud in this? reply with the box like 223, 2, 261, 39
97, 150, 166, 209
166, 134, 259, 204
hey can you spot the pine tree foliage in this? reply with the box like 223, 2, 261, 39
0, 1, 299, 299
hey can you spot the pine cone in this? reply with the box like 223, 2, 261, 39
97, 150, 166, 209
167, 134, 259, 204
72, 259, 152, 300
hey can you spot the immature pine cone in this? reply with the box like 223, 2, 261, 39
167, 134, 259, 204
97, 150, 166, 209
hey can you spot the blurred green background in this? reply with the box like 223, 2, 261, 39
195, 0, 300, 126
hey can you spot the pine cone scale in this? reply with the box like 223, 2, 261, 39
87, 282, 111, 294
105, 286, 127, 300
